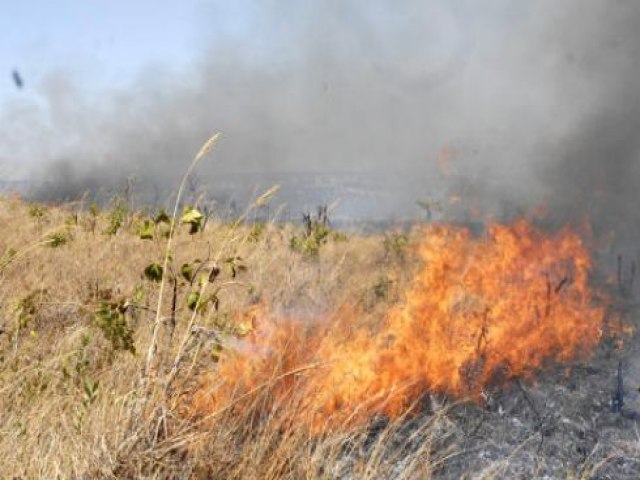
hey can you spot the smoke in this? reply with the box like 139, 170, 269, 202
534, 1, 640, 244
1, 0, 639, 229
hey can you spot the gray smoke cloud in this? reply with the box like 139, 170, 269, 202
1, 0, 639, 230
534, 2, 640, 241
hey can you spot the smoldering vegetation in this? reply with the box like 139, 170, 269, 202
1, 0, 640, 234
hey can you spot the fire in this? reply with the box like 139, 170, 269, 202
190, 219, 608, 430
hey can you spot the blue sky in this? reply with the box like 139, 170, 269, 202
0, 1, 255, 102
1, 0, 469, 103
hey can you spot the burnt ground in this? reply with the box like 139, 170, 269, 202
439, 341, 640, 479
346, 301, 640, 479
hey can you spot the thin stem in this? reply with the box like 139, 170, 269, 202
144, 132, 221, 378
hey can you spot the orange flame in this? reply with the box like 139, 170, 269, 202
190, 219, 608, 430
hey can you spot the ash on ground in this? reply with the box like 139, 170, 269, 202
345, 306, 640, 479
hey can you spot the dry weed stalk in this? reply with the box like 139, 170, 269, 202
130, 133, 287, 458
144, 132, 222, 378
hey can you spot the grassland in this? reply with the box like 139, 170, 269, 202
0, 189, 638, 479
0, 190, 439, 478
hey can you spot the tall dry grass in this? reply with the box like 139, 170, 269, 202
0, 180, 448, 478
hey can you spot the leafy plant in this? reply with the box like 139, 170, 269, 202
144, 263, 164, 282
82, 377, 99, 408
181, 262, 194, 282
15, 289, 49, 333
93, 301, 136, 354
132, 284, 145, 304
65, 213, 78, 226
89, 202, 100, 217
46, 230, 72, 248
384, 233, 409, 261
189, 288, 220, 314
224, 256, 247, 278
104, 202, 128, 236
137, 210, 172, 240
290, 234, 322, 256
74, 374, 99, 433
181, 206, 204, 234
87, 202, 100, 234
290, 205, 335, 256
248, 222, 265, 242
139, 219, 154, 240
28, 204, 47, 224
62, 333, 92, 383
186, 291, 201, 311
154, 209, 170, 225
304, 206, 332, 242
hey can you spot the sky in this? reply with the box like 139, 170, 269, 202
1, 1, 229, 102
0, 0, 261, 180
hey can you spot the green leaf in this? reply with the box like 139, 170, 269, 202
186, 291, 200, 311
181, 263, 194, 282
46, 230, 71, 248
154, 209, 170, 224
93, 302, 136, 354
224, 256, 246, 278
29, 204, 47, 220
133, 285, 144, 305
83, 378, 99, 407
104, 204, 127, 236
89, 203, 100, 217
139, 220, 154, 240
181, 206, 204, 234
83, 378, 99, 398
211, 341, 223, 362
181, 207, 203, 224
144, 263, 164, 282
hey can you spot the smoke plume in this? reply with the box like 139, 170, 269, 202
0, 0, 639, 231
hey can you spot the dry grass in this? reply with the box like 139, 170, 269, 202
0, 189, 638, 479
0, 190, 441, 478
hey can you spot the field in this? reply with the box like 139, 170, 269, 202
0, 183, 639, 479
